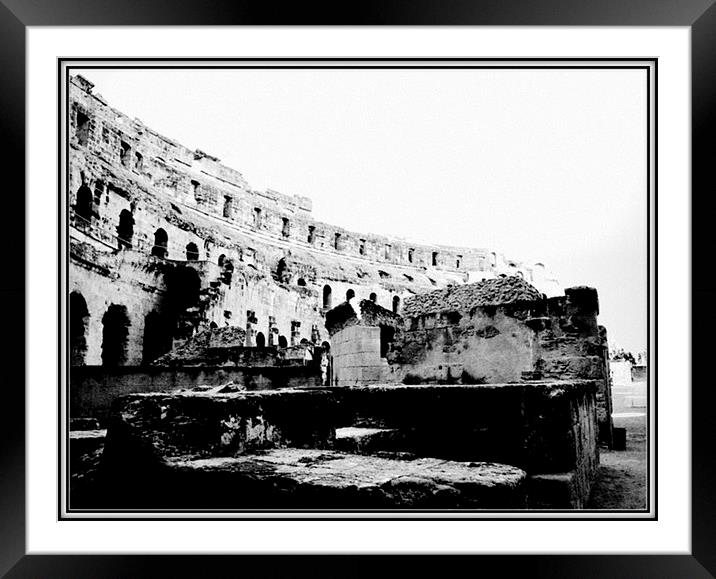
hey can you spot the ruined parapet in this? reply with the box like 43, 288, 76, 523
390, 277, 545, 384
533, 287, 613, 447
152, 326, 246, 366
385, 278, 614, 447
401, 275, 544, 318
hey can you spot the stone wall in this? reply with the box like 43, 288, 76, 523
387, 306, 536, 384
71, 365, 323, 424
326, 299, 402, 386
331, 325, 390, 386
532, 288, 613, 446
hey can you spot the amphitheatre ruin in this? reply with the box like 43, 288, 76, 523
66, 73, 625, 512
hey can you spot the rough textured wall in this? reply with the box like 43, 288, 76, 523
71, 365, 323, 424
378, 279, 613, 445
67, 74, 560, 369
388, 307, 536, 384
532, 287, 613, 446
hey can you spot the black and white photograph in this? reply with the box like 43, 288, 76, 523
60, 60, 654, 518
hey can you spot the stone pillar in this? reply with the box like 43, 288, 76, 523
245, 310, 257, 347
311, 323, 321, 344
268, 316, 277, 347
291, 320, 301, 346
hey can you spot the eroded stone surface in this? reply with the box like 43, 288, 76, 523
165, 448, 528, 509
402, 276, 544, 318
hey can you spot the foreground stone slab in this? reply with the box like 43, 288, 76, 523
152, 449, 527, 509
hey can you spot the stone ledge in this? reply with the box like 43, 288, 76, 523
335, 426, 404, 454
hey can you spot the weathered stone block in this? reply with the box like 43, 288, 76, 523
104, 448, 528, 510
101, 388, 339, 465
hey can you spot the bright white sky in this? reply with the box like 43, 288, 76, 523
76, 67, 648, 354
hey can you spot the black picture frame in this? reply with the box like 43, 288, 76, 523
2, 1, 712, 576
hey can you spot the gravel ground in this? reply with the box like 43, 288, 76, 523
586, 413, 648, 510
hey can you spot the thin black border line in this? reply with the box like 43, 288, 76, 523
646, 59, 659, 519
59, 57, 660, 62
57, 57, 656, 522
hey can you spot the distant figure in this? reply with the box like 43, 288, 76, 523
320, 351, 330, 385
303, 344, 314, 366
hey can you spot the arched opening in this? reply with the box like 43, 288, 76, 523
392, 295, 400, 314
380, 326, 396, 358
163, 265, 202, 340
278, 335, 288, 348
323, 285, 332, 309
346, 288, 355, 301
408, 248, 414, 263
221, 261, 234, 285
152, 228, 168, 258
185, 242, 199, 261
369, 292, 377, 303
282, 217, 290, 238
76, 110, 90, 146
75, 185, 93, 221
101, 304, 130, 367
297, 278, 306, 287
276, 258, 288, 282
223, 195, 233, 218
117, 209, 134, 249
120, 141, 131, 167
69, 292, 90, 366
142, 311, 174, 365
255, 332, 266, 348
218, 254, 226, 266
431, 251, 439, 267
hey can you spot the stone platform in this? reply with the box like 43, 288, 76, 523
79, 381, 599, 510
